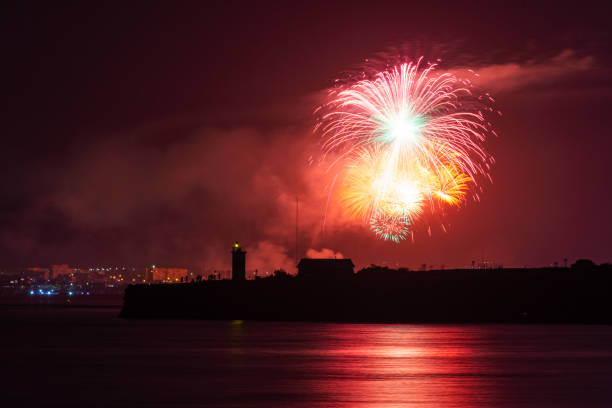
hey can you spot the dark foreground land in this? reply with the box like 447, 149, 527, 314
120, 265, 612, 323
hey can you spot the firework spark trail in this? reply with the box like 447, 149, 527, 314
317, 58, 496, 242
370, 212, 411, 243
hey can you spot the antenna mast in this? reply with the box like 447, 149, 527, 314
295, 195, 299, 265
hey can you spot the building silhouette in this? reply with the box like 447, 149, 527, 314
297, 258, 354, 280
232, 241, 246, 281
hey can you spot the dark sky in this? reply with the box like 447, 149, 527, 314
1, 1, 611, 272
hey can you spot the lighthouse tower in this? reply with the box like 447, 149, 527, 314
232, 241, 246, 281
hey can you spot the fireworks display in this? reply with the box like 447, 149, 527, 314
317, 58, 497, 242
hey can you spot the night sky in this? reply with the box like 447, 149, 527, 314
1, 2, 611, 272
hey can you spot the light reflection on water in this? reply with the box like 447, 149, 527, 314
2, 308, 612, 407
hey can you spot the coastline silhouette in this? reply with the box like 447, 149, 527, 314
120, 258, 612, 323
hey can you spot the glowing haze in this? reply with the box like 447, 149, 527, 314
2, 0, 609, 271
317, 59, 498, 242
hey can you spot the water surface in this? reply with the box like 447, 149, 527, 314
2, 307, 611, 407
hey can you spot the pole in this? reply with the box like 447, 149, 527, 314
295, 196, 299, 265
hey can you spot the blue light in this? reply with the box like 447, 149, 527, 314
29, 290, 34, 295
68, 291, 73, 296
46, 290, 52, 295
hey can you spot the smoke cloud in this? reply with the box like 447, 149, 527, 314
2, 47, 609, 270
305, 248, 344, 259
456, 49, 595, 93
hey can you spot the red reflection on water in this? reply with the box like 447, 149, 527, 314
304, 325, 491, 408
219, 322, 612, 407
